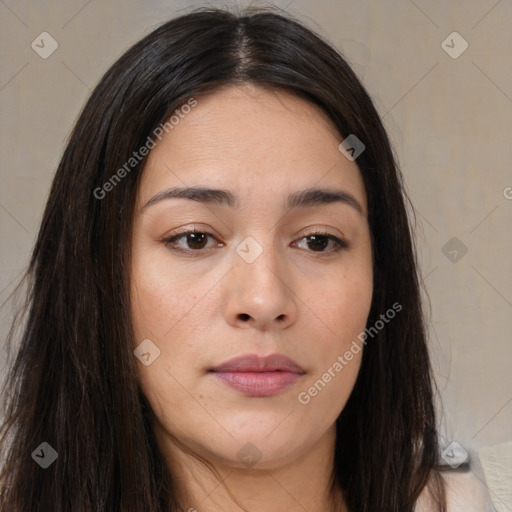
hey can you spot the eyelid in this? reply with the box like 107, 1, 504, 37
161, 227, 349, 255
291, 230, 349, 254
162, 226, 222, 254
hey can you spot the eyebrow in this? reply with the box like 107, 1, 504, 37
142, 186, 364, 215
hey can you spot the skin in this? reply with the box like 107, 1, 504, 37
130, 84, 373, 512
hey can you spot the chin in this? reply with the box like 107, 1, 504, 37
201, 425, 320, 471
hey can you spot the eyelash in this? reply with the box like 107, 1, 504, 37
162, 228, 349, 256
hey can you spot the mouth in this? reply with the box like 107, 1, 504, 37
208, 353, 306, 397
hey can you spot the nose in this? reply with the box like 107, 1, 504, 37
223, 238, 299, 332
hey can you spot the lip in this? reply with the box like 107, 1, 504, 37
209, 353, 306, 397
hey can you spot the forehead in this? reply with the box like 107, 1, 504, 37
136, 84, 367, 214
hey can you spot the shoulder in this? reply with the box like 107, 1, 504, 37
442, 471, 494, 511
415, 470, 495, 512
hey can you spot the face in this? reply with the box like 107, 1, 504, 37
130, 85, 373, 471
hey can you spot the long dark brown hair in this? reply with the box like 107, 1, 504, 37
0, 6, 446, 511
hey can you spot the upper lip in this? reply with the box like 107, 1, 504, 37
209, 353, 305, 374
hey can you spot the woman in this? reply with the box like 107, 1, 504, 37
0, 6, 491, 512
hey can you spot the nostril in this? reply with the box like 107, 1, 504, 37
239, 313, 251, 321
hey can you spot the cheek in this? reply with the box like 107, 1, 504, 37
301, 256, 372, 415
314, 265, 373, 351
130, 250, 209, 342
295, 276, 370, 422
129, 247, 222, 390
130, 256, 208, 423
298, 351, 362, 423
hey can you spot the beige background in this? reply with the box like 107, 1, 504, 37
1, 0, 511, 480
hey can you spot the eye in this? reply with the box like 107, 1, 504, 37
163, 229, 223, 253
162, 229, 348, 256
292, 231, 348, 254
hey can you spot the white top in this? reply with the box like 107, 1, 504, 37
478, 441, 512, 512
415, 470, 496, 512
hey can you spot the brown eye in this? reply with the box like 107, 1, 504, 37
305, 234, 330, 251
163, 230, 222, 253
293, 232, 348, 254
183, 232, 208, 250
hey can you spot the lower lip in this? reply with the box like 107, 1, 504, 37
211, 371, 303, 397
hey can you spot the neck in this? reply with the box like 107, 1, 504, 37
155, 423, 346, 512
